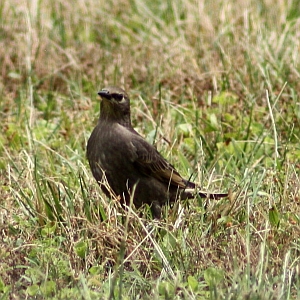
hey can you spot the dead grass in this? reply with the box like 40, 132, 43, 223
1, 0, 300, 298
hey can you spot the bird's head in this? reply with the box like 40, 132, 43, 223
98, 86, 131, 126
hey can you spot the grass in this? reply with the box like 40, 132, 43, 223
1, 0, 300, 298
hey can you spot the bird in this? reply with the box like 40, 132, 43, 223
87, 86, 228, 218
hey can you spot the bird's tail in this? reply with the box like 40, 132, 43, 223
182, 179, 228, 200
197, 191, 228, 199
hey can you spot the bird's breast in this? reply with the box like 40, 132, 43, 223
90, 123, 135, 172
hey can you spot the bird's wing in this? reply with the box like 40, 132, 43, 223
130, 136, 191, 189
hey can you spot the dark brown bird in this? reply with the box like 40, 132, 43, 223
87, 86, 227, 218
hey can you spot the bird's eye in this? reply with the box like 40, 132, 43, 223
113, 93, 124, 102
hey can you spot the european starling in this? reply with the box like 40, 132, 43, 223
87, 86, 227, 218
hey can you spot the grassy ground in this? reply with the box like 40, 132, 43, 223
1, 0, 300, 298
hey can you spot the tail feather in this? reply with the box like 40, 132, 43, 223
183, 187, 228, 200
181, 179, 228, 200
198, 191, 228, 199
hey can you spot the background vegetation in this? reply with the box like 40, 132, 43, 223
1, 0, 300, 298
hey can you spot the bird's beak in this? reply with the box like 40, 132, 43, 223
98, 90, 111, 100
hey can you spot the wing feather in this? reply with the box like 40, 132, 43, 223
130, 136, 189, 188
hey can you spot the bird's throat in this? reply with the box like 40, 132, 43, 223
100, 103, 132, 128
